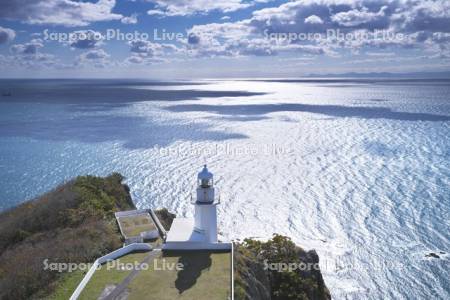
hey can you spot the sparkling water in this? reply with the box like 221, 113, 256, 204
0, 79, 449, 299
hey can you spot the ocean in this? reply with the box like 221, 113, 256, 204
0, 78, 449, 299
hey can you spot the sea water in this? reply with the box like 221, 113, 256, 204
0, 78, 449, 299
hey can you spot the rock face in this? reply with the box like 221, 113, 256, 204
234, 235, 331, 300
154, 207, 176, 231
425, 252, 440, 259
234, 244, 271, 300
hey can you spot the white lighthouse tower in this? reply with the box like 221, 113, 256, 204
194, 165, 218, 243
163, 165, 230, 250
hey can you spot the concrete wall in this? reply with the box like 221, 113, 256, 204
162, 242, 232, 251
114, 209, 148, 217
194, 204, 218, 243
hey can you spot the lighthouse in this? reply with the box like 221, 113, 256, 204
194, 165, 218, 243
163, 165, 230, 250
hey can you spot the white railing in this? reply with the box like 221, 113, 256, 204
231, 241, 235, 300
69, 243, 152, 300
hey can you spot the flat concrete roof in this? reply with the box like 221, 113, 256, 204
165, 218, 205, 243
116, 213, 157, 239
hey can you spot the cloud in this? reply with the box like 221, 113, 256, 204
124, 55, 166, 65
5, 38, 58, 70
76, 49, 112, 69
0, 27, 16, 44
125, 55, 144, 64
0, 0, 122, 26
123, 38, 179, 66
181, 0, 450, 59
121, 13, 138, 24
83, 49, 110, 60
69, 30, 104, 49
185, 21, 257, 57
129, 39, 160, 55
128, 39, 178, 57
304, 15, 323, 25
10, 39, 43, 55
393, 0, 450, 33
147, 10, 166, 17
331, 6, 388, 27
146, 0, 253, 16
3, 0, 450, 72
187, 33, 200, 45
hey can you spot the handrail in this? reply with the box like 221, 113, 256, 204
70, 243, 152, 300
148, 209, 167, 241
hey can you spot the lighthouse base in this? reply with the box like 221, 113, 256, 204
163, 218, 231, 250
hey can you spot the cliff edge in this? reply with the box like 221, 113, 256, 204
0, 174, 330, 300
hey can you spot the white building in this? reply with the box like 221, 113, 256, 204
163, 165, 231, 250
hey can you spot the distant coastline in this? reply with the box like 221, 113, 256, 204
1, 70, 450, 80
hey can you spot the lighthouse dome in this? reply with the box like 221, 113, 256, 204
198, 165, 213, 188
198, 165, 213, 180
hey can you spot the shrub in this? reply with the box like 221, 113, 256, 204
235, 234, 330, 300
0, 173, 134, 300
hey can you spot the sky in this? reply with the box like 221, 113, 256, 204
0, 0, 450, 78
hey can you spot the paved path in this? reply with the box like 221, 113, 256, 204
104, 250, 161, 300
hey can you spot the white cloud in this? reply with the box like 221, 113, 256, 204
121, 14, 138, 24
143, 0, 450, 61
124, 55, 166, 65
0, 0, 122, 26
0, 27, 16, 44
128, 39, 178, 57
4, 0, 450, 71
304, 15, 323, 25
146, 0, 253, 17
147, 10, 166, 16
69, 30, 104, 49
331, 6, 388, 27
10, 39, 43, 55
5, 38, 58, 70
83, 49, 110, 60
125, 55, 144, 64
129, 39, 161, 56
182, 0, 450, 59
392, 0, 450, 32
76, 49, 112, 69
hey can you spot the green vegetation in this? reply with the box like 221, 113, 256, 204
128, 251, 231, 300
235, 234, 331, 300
43, 270, 85, 300
0, 173, 135, 300
78, 252, 149, 299
76, 250, 231, 300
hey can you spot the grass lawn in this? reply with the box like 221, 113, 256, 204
74, 250, 231, 300
78, 252, 149, 300
44, 270, 86, 300
117, 214, 156, 238
127, 251, 231, 300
